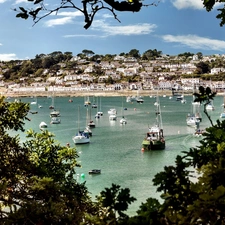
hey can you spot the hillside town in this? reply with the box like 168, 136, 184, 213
1, 50, 225, 96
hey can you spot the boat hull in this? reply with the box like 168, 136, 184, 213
73, 136, 90, 144
142, 140, 165, 151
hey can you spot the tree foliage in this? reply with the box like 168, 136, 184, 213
14, 0, 159, 29
14, 0, 225, 29
0, 96, 96, 224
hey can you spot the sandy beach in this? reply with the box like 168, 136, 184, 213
1, 88, 196, 98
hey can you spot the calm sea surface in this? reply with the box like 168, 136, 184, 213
8, 94, 224, 215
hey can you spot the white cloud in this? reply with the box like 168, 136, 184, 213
171, 0, 204, 10
14, 0, 29, 4
161, 34, 225, 51
0, 54, 17, 61
45, 17, 74, 27
57, 11, 83, 17
64, 34, 98, 38
171, 0, 223, 10
92, 20, 157, 36
44, 10, 83, 27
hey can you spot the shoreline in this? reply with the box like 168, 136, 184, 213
1, 89, 193, 98
1, 88, 223, 98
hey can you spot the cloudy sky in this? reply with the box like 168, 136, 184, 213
0, 0, 225, 61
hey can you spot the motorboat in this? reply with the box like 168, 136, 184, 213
50, 110, 60, 117
136, 96, 144, 103
109, 114, 117, 121
88, 120, 95, 128
220, 112, 225, 118
88, 169, 101, 174
108, 108, 117, 115
120, 117, 127, 124
50, 117, 61, 124
39, 121, 48, 130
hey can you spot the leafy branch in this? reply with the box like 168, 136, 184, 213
193, 86, 217, 127
14, 0, 160, 29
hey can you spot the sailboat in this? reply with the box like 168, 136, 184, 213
88, 107, 95, 128
136, 89, 144, 103
186, 85, 202, 127
49, 89, 60, 118
84, 96, 91, 107
142, 94, 165, 151
206, 100, 215, 111
120, 97, 127, 125
84, 107, 92, 136
97, 97, 103, 116
72, 106, 90, 144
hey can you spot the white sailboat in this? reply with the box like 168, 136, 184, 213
88, 107, 96, 128
97, 97, 103, 116
84, 107, 92, 137
120, 97, 127, 125
72, 106, 90, 144
206, 100, 215, 111
186, 85, 202, 127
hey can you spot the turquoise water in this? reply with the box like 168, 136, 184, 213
8, 95, 224, 215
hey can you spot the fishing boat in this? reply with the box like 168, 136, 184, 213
72, 106, 90, 144
142, 94, 165, 151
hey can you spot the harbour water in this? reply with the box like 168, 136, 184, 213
8, 94, 224, 215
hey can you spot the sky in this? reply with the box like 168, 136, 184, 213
0, 0, 225, 61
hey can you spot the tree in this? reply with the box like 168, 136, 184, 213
128, 49, 140, 58
203, 0, 225, 27
14, 0, 158, 29
147, 86, 225, 224
195, 61, 211, 74
0, 96, 96, 224
96, 183, 136, 223
142, 49, 162, 60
